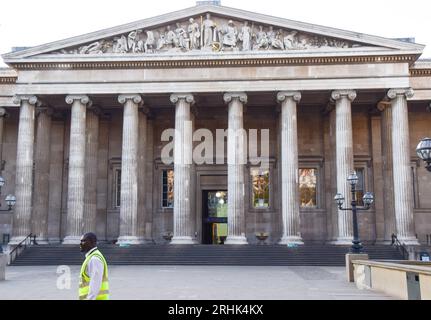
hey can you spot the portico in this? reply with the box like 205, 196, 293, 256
0, 3, 430, 247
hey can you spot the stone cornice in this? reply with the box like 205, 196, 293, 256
410, 68, 431, 77
7, 53, 419, 71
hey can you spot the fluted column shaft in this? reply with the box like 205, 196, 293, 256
0, 108, 7, 170
277, 92, 304, 245
224, 92, 248, 245
83, 107, 100, 234
379, 103, 396, 242
117, 95, 143, 245
170, 93, 194, 244
10, 96, 39, 244
387, 88, 419, 245
332, 90, 356, 244
32, 107, 53, 244
63, 95, 90, 244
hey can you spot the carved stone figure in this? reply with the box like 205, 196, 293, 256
268, 27, 284, 50
144, 30, 155, 53
239, 21, 252, 51
284, 30, 298, 50
220, 20, 238, 50
201, 13, 216, 47
113, 35, 128, 53
254, 25, 269, 50
166, 25, 177, 48
79, 41, 106, 54
188, 18, 201, 50
175, 23, 188, 50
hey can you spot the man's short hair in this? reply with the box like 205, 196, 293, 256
83, 232, 97, 244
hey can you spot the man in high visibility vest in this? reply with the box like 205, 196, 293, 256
79, 232, 110, 300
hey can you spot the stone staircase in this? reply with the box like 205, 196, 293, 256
10, 244, 405, 266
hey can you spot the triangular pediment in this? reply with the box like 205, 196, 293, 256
2, 4, 424, 62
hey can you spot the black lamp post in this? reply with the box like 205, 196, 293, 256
416, 138, 431, 172
0, 176, 16, 212
334, 172, 374, 254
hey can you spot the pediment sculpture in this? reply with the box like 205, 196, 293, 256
54, 14, 364, 55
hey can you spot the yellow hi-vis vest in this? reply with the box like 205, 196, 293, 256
79, 249, 110, 300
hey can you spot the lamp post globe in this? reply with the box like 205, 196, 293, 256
416, 137, 431, 172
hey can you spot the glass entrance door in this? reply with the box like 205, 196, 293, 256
202, 191, 228, 244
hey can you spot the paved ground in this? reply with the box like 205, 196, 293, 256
0, 265, 394, 300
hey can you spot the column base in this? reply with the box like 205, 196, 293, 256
397, 237, 420, 246
225, 235, 248, 245
170, 236, 195, 245
117, 236, 146, 245
278, 236, 304, 246
62, 236, 82, 245
330, 237, 353, 246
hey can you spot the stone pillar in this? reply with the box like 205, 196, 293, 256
387, 88, 419, 245
224, 92, 248, 245
378, 102, 396, 243
63, 95, 91, 244
170, 93, 195, 244
277, 91, 304, 245
32, 106, 53, 244
0, 108, 8, 171
10, 96, 40, 244
117, 95, 143, 245
332, 90, 356, 245
83, 107, 100, 234
138, 107, 150, 242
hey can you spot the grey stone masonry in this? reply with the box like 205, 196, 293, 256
32, 107, 53, 244
332, 90, 356, 245
10, 96, 40, 245
117, 95, 144, 245
387, 88, 419, 245
63, 95, 91, 245
224, 92, 248, 245
0, 108, 7, 170
171, 94, 195, 245
277, 91, 303, 245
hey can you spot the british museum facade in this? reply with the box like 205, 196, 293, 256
0, 3, 430, 246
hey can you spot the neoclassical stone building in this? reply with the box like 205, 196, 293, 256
0, 3, 430, 246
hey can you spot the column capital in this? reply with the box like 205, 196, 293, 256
223, 92, 247, 105
277, 91, 301, 103
331, 90, 357, 102
0, 107, 8, 118
387, 88, 414, 100
36, 106, 54, 117
377, 101, 392, 112
139, 105, 151, 116
118, 94, 143, 105
65, 95, 91, 106
88, 105, 102, 116
13, 95, 42, 107
170, 93, 194, 105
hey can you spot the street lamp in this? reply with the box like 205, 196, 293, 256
0, 176, 16, 212
334, 171, 374, 254
416, 138, 431, 172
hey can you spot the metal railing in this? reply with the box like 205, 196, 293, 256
391, 233, 409, 260
8, 234, 37, 265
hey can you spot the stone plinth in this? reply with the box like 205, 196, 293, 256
346, 253, 369, 282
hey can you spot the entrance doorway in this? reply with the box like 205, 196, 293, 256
202, 191, 228, 244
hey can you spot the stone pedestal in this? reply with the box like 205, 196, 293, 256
170, 94, 195, 245
224, 92, 248, 245
117, 95, 145, 245
277, 91, 303, 245
0, 254, 6, 281
387, 88, 419, 246
63, 95, 91, 245
346, 253, 369, 282
10, 96, 40, 245
332, 90, 356, 245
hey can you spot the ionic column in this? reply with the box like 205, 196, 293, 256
224, 92, 248, 245
32, 106, 53, 244
170, 93, 195, 244
387, 88, 419, 245
83, 106, 100, 235
378, 102, 396, 242
10, 96, 40, 244
0, 108, 8, 171
63, 95, 91, 244
332, 90, 356, 244
117, 95, 143, 245
277, 91, 304, 245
